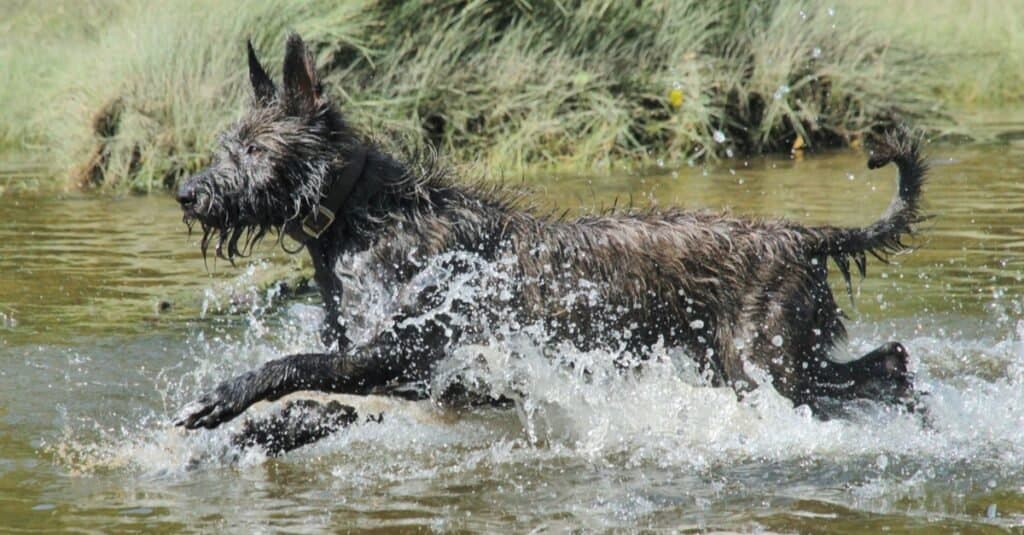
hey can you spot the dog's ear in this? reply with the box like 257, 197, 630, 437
247, 40, 276, 106
282, 33, 320, 115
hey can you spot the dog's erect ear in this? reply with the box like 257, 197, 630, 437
247, 40, 276, 106
282, 33, 320, 114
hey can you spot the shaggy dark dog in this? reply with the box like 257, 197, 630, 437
174, 35, 926, 453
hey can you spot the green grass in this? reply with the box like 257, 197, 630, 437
0, 0, 1018, 192
0, 1, 117, 153
1, 0, 370, 191
842, 0, 1024, 108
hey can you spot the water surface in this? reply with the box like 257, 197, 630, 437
1, 142, 1023, 532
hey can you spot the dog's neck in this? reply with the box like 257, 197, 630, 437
301, 146, 428, 349
283, 147, 369, 245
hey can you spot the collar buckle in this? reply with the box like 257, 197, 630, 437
301, 205, 336, 239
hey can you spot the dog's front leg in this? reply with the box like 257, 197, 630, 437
174, 352, 362, 430
175, 311, 454, 430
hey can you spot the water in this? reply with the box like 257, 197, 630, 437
2, 142, 1024, 531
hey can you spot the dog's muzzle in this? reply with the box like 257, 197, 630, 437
176, 174, 208, 220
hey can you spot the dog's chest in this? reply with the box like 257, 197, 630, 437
331, 250, 406, 344
332, 244, 531, 337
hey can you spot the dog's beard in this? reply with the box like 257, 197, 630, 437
182, 190, 318, 264
183, 213, 274, 265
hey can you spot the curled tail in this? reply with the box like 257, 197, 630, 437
813, 127, 928, 292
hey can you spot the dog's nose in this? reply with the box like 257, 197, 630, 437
176, 181, 198, 207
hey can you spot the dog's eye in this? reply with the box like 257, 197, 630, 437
245, 144, 263, 156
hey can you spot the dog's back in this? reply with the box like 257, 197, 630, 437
342, 129, 925, 404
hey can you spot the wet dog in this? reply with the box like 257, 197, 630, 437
174, 35, 926, 453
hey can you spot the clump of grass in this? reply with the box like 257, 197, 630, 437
843, 0, 1024, 108
28, 1, 370, 191
0, 0, 977, 191
0, 0, 120, 153
335, 1, 939, 168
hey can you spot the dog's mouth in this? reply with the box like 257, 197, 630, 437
186, 220, 271, 264
181, 206, 277, 264
177, 188, 222, 237
179, 184, 219, 218
176, 188, 234, 262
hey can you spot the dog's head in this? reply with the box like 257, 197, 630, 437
177, 34, 356, 261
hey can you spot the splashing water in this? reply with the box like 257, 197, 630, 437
46, 242, 1024, 529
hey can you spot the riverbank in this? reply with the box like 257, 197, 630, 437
0, 0, 1020, 192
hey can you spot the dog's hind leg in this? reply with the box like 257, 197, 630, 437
809, 342, 915, 408
713, 325, 760, 396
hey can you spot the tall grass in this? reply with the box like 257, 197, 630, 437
0, 1, 119, 153
0, 0, 1011, 191
2, 0, 370, 190
843, 0, 1024, 107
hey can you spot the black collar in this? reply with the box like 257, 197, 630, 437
286, 148, 368, 244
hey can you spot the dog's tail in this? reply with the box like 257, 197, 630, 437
809, 127, 928, 293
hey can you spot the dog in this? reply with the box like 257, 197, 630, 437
174, 35, 926, 453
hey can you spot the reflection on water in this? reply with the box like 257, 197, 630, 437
1, 142, 1024, 531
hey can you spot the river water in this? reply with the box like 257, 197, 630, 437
1, 142, 1023, 532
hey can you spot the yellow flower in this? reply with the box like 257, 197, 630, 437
668, 88, 684, 110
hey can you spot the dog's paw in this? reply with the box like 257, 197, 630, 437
174, 375, 256, 430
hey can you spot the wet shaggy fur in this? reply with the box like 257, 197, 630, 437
175, 35, 927, 450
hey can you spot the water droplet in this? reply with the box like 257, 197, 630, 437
828, 7, 836, 17
689, 319, 705, 330
726, 148, 735, 158
812, 47, 822, 59
771, 335, 784, 347
876, 454, 889, 471
656, 158, 665, 167
773, 85, 791, 101
847, 172, 855, 181
713, 130, 726, 144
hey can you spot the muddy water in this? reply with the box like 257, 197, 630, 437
1, 142, 1023, 532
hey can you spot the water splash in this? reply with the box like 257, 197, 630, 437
42, 250, 1024, 530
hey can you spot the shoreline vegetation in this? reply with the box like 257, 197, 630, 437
0, 0, 1020, 192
